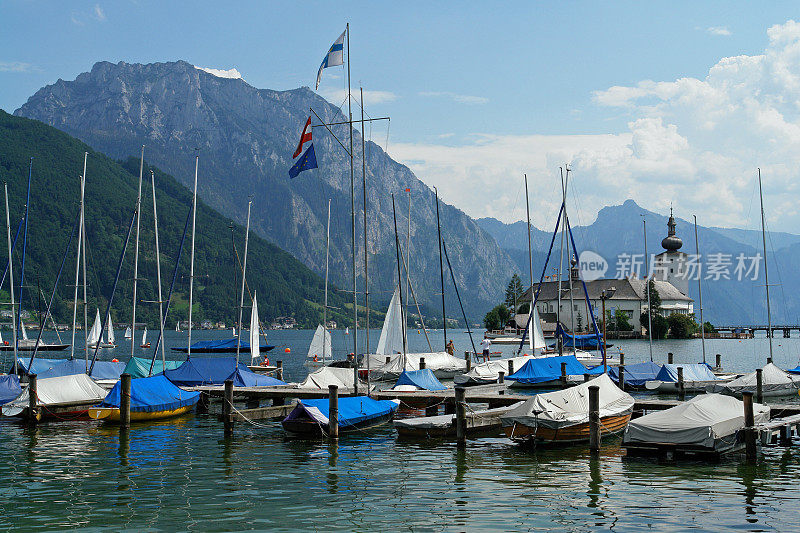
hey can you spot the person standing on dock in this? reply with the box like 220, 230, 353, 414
481, 334, 491, 361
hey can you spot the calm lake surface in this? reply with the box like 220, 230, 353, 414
1, 329, 800, 531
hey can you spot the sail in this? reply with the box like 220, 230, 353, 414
141, 328, 147, 345
0, 330, 4, 344
231, 327, 236, 337
250, 292, 260, 362
107, 315, 115, 344
307, 324, 332, 362
20, 318, 28, 341
87, 309, 102, 346
124, 326, 132, 339
376, 287, 404, 356
529, 306, 546, 350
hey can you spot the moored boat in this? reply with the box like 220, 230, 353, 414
88, 375, 200, 422
706, 362, 800, 398
645, 363, 736, 393
3, 373, 109, 421
282, 396, 400, 436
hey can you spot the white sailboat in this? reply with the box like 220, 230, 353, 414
124, 326, 132, 340
140, 327, 150, 348
250, 291, 261, 364
88, 308, 115, 349
107, 316, 116, 346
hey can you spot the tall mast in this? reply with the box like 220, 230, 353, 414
694, 215, 706, 365
346, 23, 358, 360
323, 199, 331, 364
391, 195, 408, 365
556, 167, 566, 355
130, 145, 144, 361
758, 169, 773, 362
360, 87, 370, 385
187, 153, 198, 357
236, 200, 252, 366
406, 188, 412, 310
564, 166, 576, 356
17, 157, 32, 342
524, 174, 533, 296
4, 183, 17, 374
435, 188, 446, 350
151, 170, 166, 370
81, 154, 88, 370
643, 218, 653, 362
70, 154, 86, 361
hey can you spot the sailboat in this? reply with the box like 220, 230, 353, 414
344, 327, 349, 335
1, 312, 70, 352
124, 326, 132, 340
88, 309, 115, 349
140, 327, 150, 349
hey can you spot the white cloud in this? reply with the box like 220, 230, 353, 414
707, 26, 732, 36
94, 4, 106, 21
195, 66, 243, 80
420, 91, 489, 105
393, 20, 800, 231
0, 61, 37, 73
319, 88, 397, 105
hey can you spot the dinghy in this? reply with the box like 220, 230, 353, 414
282, 396, 400, 436
623, 393, 770, 457
303, 324, 332, 371
501, 374, 634, 444
3, 373, 109, 420
140, 328, 150, 348
124, 326, 132, 340
645, 363, 735, 393
88, 375, 200, 422
706, 362, 800, 398
87, 309, 116, 349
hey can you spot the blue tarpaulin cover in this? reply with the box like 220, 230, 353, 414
788, 365, 800, 375
171, 339, 275, 353
37, 359, 125, 380
162, 357, 285, 387
288, 396, 399, 427
609, 361, 663, 386
654, 363, 718, 382
506, 355, 589, 384
549, 324, 606, 349
100, 375, 200, 412
395, 369, 447, 391
0, 374, 21, 405
124, 356, 183, 379
8, 357, 63, 376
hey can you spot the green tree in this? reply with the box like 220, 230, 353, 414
484, 304, 511, 331
667, 313, 699, 339
505, 274, 524, 312
614, 309, 633, 331
517, 302, 530, 314
702, 321, 716, 333
640, 279, 665, 337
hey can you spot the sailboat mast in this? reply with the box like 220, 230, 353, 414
406, 188, 411, 311
4, 184, 18, 374
758, 169, 773, 362
391, 195, 408, 365
346, 23, 358, 361
694, 215, 706, 365
187, 154, 199, 357
360, 87, 370, 384
644, 218, 653, 362
70, 154, 86, 361
17, 157, 32, 343
556, 167, 566, 356
323, 199, 331, 364
435, 188, 446, 350
130, 145, 144, 361
151, 170, 166, 370
81, 154, 88, 370
524, 174, 533, 296
564, 166, 576, 356
236, 200, 252, 366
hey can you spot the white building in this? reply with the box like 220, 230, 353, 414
653, 208, 689, 296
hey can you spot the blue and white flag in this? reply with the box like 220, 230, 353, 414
289, 144, 318, 179
315, 29, 345, 90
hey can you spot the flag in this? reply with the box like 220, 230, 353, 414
315, 29, 346, 89
289, 144, 318, 179
293, 116, 313, 158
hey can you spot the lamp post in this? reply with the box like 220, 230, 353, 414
600, 287, 616, 373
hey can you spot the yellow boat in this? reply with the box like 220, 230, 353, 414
88, 404, 195, 422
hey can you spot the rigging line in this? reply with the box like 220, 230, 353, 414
0, 214, 24, 295
395, 238, 432, 352
443, 240, 477, 354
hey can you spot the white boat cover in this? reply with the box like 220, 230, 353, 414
455, 355, 534, 385
623, 393, 770, 448
296, 366, 368, 390
306, 324, 332, 363
395, 402, 524, 431
250, 292, 260, 362
365, 352, 467, 379
501, 373, 634, 430
2, 374, 109, 416
376, 287, 404, 355
707, 362, 800, 396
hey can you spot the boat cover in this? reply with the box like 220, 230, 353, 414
549, 323, 606, 349
707, 362, 800, 395
2, 374, 108, 417
455, 355, 534, 385
394, 369, 446, 391
100, 375, 200, 412
787, 364, 800, 374
609, 361, 663, 386
365, 352, 467, 377
162, 357, 285, 387
283, 396, 399, 427
653, 363, 719, 383
0, 374, 21, 405
623, 393, 770, 448
37, 359, 126, 380
501, 373, 634, 429
8, 357, 64, 376
296, 366, 368, 390
506, 355, 589, 384
171, 338, 275, 352
395, 402, 525, 432
123, 356, 184, 379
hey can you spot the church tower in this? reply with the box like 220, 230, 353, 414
653, 208, 689, 296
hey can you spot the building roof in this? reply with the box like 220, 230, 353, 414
521, 277, 692, 303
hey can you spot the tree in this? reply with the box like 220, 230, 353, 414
614, 309, 633, 331
703, 321, 716, 334
505, 274, 524, 312
667, 313, 699, 339
484, 304, 511, 331
640, 279, 665, 337
517, 302, 530, 314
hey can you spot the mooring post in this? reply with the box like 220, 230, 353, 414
677, 367, 685, 401
756, 368, 763, 404
197, 391, 210, 414
584, 373, 591, 383
498, 370, 504, 384
353, 357, 359, 396
507, 359, 514, 377
328, 384, 339, 439
560, 362, 567, 387
668, 352, 674, 364
419, 357, 426, 370
27, 374, 38, 425
767, 357, 773, 365
743, 391, 756, 463
589, 384, 600, 453
618, 366, 625, 391
464, 351, 472, 372
223, 379, 234, 437
276, 360, 283, 381
120, 373, 132, 429
716, 353, 722, 370
619, 352, 625, 366
455, 386, 466, 448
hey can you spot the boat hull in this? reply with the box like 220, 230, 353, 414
504, 412, 632, 444
87, 404, 195, 422
171, 345, 275, 354
282, 411, 395, 436
0, 343, 70, 352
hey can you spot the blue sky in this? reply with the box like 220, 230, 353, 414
3, 1, 800, 230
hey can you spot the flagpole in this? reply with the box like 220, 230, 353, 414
346, 23, 358, 370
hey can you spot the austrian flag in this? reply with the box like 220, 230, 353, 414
289, 116, 318, 179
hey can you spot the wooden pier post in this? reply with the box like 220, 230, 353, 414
352, 357, 359, 396
120, 373, 132, 428
197, 391, 210, 414
27, 374, 38, 424
743, 391, 756, 463
677, 367, 685, 401
668, 352, 674, 364
584, 373, 591, 383
589, 385, 600, 453
756, 368, 763, 404
618, 366, 625, 391
419, 357, 426, 370
619, 352, 624, 366
464, 351, 471, 372
455, 386, 466, 448
223, 379, 234, 437
560, 362, 567, 386
507, 359, 514, 377
328, 384, 339, 439
276, 360, 283, 381
716, 353, 722, 370
498, 370, 504, 384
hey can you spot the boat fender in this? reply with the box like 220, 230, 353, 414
111, 358, 119, 363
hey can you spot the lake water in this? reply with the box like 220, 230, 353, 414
1, 329, 800, 531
